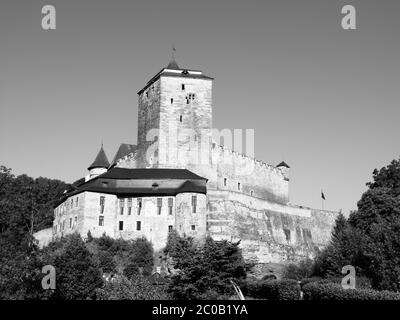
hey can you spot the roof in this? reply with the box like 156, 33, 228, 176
88, 146, 110, 170
138, 68, 213, 95
55, 168, 207, 206
101, 167, 206, 180
277, 161, 290, 168
111, 143, 137, 167
166, 56, 180, 70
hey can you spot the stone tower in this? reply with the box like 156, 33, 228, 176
136, 54, 214, 181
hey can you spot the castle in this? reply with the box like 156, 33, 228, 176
44, 55, 339, 275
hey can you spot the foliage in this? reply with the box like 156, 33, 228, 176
313, 157, 400, 291
0, 166, 69, 300
165, 234, 246, 300
41, 234, 103, 300
95, 275, 171, 300
282, 259, 314, 281
302, 280, 400, 300
244, 278, 301, 300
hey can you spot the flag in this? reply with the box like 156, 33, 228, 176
321, 190, 326, 200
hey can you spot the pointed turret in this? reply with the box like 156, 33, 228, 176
86, 145, 110, 181
277, 161, 290, 181
88, 145, 110, 170
166, 47, 180, 70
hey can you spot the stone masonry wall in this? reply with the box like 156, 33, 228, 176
207, 190, 338, 266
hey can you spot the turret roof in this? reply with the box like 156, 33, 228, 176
277, 161, 290, 168
88, 146, 110, 170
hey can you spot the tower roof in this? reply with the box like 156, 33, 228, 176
277, 161, 290, 168
166, 56, 180, 70
88, 146, 110, 170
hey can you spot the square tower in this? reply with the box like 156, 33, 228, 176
136, 58, 214, 181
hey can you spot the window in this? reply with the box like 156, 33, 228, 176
119, 221, 124, 231
250, 190, 254, 197
137, 198, 142, 215
69, 218, 72, 228
102, 182, 108, 187
284, 229, 291, 242
224, 178, 227, 187
136, 221, 141, 231
179, 115, 182, 122
192, 195, 197, 213
171, 98, 173, 104
181, 84, 185, 90
238, 182, 241, 191
99, 216, 104, 226
157, 198, 162, 215
71, 198, 73, 208
100, 196, 105, 214
188, 93, 196, 100
75, 197, 78, 207
168, 198, 173, 215
119, 198, 125, 215
74, 216, 77, 226
168, 225, 173, 232
191, 225, 196, 231
127, 198, 132, 215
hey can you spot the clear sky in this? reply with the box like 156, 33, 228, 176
1, 0, 399, 215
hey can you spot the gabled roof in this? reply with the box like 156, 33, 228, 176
111, 143, 137, 167
277, 161, 290, 168
88, 146, 110, 170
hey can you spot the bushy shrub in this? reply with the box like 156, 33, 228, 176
244, 279, 301, 300
283, 259, 314, 280
302, 280, 400, 300
96, 275, 171, 300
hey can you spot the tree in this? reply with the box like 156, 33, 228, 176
313, 157, 400, 291
43, 234, 103, 299
166, 234, 246, 300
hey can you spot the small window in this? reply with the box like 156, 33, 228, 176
75, 197, 78, 207
192, 195, 197, 213
186, 98, 189, 104
180, 115, 183, 122
284, 229, 291, 242
224, 178, 227, 187
137, 198, 142, 215
250, 190, 254, 197
119, 198, 125, 215
100, 196, 105, 214
69, 218, 72, 228
157, 198, 162, 215
136, 221, 141, 231
119, 221, 124, 231
74, 216, 77, 226
181, 84, 185, 90
168, 225, 173, 232
168, 198, 173, 215
191, 225, 196, 231
99, 216, 104, 226
171, 98, 173, 104
102, 182, 108, 187
128, 198, 132, 215
238, 183, 241, 191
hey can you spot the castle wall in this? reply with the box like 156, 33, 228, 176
175, 193, 207, 241
211, 146, 289, 205
53, 191, 207, 252
207, 190, 338, 265
137, 78, 161, 166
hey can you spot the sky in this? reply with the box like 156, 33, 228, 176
0, 0, 399, 215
